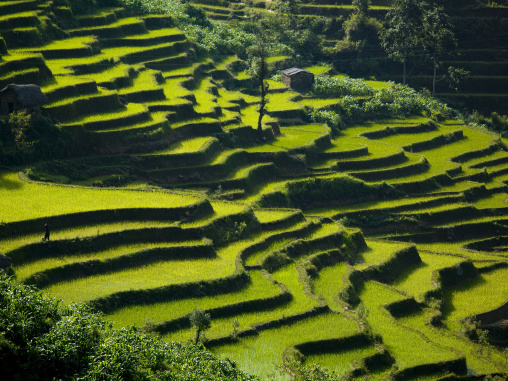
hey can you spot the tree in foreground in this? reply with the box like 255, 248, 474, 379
189, 308, 212, 345
0, 275, 257, 381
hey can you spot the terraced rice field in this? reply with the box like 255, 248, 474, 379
2, 1, 508, 379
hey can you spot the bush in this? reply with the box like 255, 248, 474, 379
0, 275, 258, 381
311, 75, 375, 97
285, 175, 400, 208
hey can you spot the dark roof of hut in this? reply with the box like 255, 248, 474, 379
281, 68, 313, 77
0, 84, 49, 106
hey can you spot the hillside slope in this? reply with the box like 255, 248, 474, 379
1, 0, 508, 379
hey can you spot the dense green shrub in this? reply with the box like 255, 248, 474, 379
0, 275, 257, 381
285, 175, 400, 208
311, 75, 375, 97
0, 111, 75, 165
305, 80, 457, 125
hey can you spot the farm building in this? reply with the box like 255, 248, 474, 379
0, 84, 48, 115
281, 68, 315, 90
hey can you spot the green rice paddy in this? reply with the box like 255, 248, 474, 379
212, 312, 360, 380
0, 172, 199, 224
443, 267, 508, 321
107, 270, 281, 328
2, 4, 508, 378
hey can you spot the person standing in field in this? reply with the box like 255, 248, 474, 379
44, 223, 50, 242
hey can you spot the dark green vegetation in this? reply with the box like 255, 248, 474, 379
0, 275, 257, 381
184, 0, 508, 116
1, 0, 508, 379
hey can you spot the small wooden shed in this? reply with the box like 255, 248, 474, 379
281, 68, 314, 90
0, 84, 49, 115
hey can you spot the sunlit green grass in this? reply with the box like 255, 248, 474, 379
246, 126, 326, 153
107, 269, 280, 328
1, 219, 179, 258
266, 92, 302, 112
165, 262, 324, 341
45, 88, 116, 108
313, 261, 348, 312
302, 65, 332, 75
360, 281, 457, 369
354, 240, 411, 270
393, 253, 465, 299
63, 103, 147, 127
321, 139, 367, 154
399, 202, 468, 214
398, 309, 505, 374
179, 202, 247, 229
253, 209, 296, 224
304, 345, 378, 376
118, 68, 160, 93
436, 215, 508, 228
171, 116, 218, 129
474, 193, 508, 209
242, 179, 288, 205
12, 36, 97, 52
0, 171, 200, 224
240, 104, 277, 128
193, 77, 218, 114
243, 221, 309, 267
40, 75, 96, 92
96, 111, 169, 133
214, 55, 239, 70
161, 77, 193, 99
101, 42, 184, 58
43, 255, 226, 304
266, 56, 291, 64
266, 79, 286, 89
297, 97, 342, 109
43, 55, 112, 76
364, 79, 391, 89
349, 152, 422, 175
211, 312, 360, 380
150, 136, 214, 155
14, 239, 205, 281
228, 163, 265, 180
217, 87, 243, 104
236, 71, 251, 80
306, 194, 448, 217
72, 62, 132, 85
308, 221, 339, 239
0, 10, 37, 21
431, 180, 482, 193
122, 27, 184, 40
443, 266, 508, 321
416, 241, 507, 263
464, 150, 508, 168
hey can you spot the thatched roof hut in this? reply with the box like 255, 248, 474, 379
0, 84, 49, 115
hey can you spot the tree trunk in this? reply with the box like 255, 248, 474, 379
257, 57, 268, 138
432, 57, 437, 96
257, 81, 266, 136
403, 56, 406, 86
